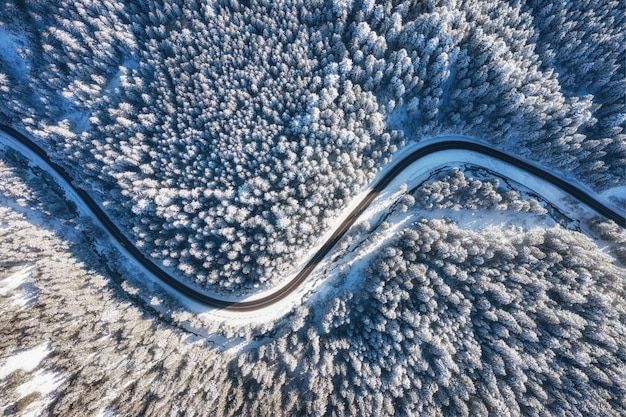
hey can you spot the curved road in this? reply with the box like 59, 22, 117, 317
1, 124, 624, 311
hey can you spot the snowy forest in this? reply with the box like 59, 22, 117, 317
0, 0, 624, 294
1, 152, 625, 416
1, 0, 625, 416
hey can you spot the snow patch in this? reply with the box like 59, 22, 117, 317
94, 408, 118, 417
422, 209, 555, 231
0, 339, 64, 415
16, 371, 62, 398
0, 26, 28, 78
105, 58, 139, 92
601, 185, 626, 208
15, 370, 64, 416
0, 343, 50, 380
0, 265, 38, 307
65, 110, 91, 134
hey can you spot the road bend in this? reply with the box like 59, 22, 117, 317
1, 124, 623, 311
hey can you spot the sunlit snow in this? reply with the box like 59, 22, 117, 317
0, 265, 38, 307
0, 343, 49, 380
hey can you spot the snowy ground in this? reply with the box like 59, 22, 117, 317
601, 185, 626, 209
0, 265, 38, 308
0, 341, 49, 381
0, 329, 64, 417
0, 26, 28, 80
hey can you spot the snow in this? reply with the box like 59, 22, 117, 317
0, 343, 64, 417
64, 110, 91, 134
433, 208, 555, 230
0, 343, 49, 380
94, 408, 118, 417
51, 56, 139, 134
105, 58, 139, 92
601, 185, 626, 208
16, 371, 62, 398
0, 133, 90, 218
14, 370, 64, 417
0, 26, 28, 78
0, 265, 38, 307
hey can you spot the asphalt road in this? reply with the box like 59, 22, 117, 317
1, 124, 624, 311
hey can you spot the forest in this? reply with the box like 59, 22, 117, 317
1, 151, 625, 416
1, 0, 625, 415
0, 0, 623, 294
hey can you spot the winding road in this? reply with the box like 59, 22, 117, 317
1, 123, 624, 311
